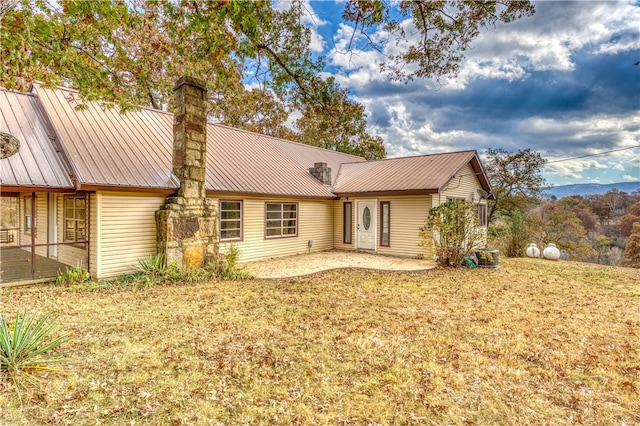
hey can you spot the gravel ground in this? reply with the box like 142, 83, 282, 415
242, 250, 436, 278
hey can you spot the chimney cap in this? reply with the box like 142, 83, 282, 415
174, 76, 207, 92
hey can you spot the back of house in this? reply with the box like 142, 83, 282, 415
0, 79, 491, 283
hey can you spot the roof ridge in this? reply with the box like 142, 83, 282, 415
338, 149, 476, 166
0, 87, 38, 98
208, 122, 366, 160
33, 83, 175, 117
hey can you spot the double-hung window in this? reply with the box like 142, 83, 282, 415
64, 195, 86, 242
220, 200, 243, 241
265, 202, 298, 238
24, 195, 33, 235
477, 203, 488, 227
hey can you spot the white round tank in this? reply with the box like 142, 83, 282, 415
543, 243, 561, 260
526, 243, 540, 258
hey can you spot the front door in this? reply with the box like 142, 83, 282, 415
356, 200, 376, 251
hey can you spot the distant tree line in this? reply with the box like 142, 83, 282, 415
485, 149, 640, 268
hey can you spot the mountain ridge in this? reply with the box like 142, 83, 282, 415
544, 181, 640, 198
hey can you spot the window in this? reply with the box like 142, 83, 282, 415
24, 195, 33, 235
265, 202, 298, 238
64, 195, 86, 242
380, 201, 390, 247
477, 203, 487, 227
343, 202, 352, 244
0, 195, 18, 244
220, 200, 243, 241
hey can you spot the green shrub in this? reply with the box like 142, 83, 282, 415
56, 266, 90, 286
219, 244, 252, 280
0, 311, 69, 389
419, 199, 486, 267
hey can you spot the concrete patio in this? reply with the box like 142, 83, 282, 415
242, 250, 436, 278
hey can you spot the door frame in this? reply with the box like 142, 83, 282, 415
355, 199, 377, 251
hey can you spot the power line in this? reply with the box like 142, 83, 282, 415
545, 144, 640, 164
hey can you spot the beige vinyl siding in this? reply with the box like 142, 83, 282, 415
436, 163, 482, 205
89, 193, 99, 278
376, 196, 432, 258
432, 163, 488, 245
56, 193, 88, 270
216, 197, 334, 263
35, 193, 48, 256
19, 193, 48, 256
333, 199, 355, 251
98, 192, 165, 279
438, 163, 488, 227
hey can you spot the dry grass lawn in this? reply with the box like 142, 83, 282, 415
1, 258, 639, 425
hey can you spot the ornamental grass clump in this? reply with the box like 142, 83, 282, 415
0, 311, 69, 389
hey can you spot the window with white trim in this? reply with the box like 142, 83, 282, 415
64, 195, 86, 242
477, 203, 487, 227
220, 200, 243, 241
380, 201, 390, 247
265, 202, 298, 238
24, 195, 33, 235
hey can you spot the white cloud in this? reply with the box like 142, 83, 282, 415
275, 0, 327, 52
317, 1, 640, 185
623, 174, 640, 182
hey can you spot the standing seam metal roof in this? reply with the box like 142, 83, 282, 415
8, 86, 492, 198
333, 151, 491, 195
32, 85, 364, 198
0, 89, 73, 189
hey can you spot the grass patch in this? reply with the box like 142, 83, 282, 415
1, 258, 638, 424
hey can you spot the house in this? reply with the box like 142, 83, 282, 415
0, 77, 492, 283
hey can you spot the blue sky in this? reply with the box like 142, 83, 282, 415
289, 0, 640, 186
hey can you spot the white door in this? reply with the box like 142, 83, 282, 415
356, 200, 376, 251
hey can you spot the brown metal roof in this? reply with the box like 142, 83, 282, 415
0, 89, 74, 189
14, 85, 491, 199
333, 150, 492, 196
205, 125, 343, 198
34, 85, 178, 191
268, 137, 365, 184
32, 85, 363, 198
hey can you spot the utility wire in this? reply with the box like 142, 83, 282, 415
545, 144, 640, 164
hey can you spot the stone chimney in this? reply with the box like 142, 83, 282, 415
155, 76, 218, 270
309, 162, 332, 185
172, 76, 207, 199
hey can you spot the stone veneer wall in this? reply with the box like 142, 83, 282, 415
155, 76, 218, 269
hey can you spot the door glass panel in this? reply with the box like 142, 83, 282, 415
363, 206, 371, 230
